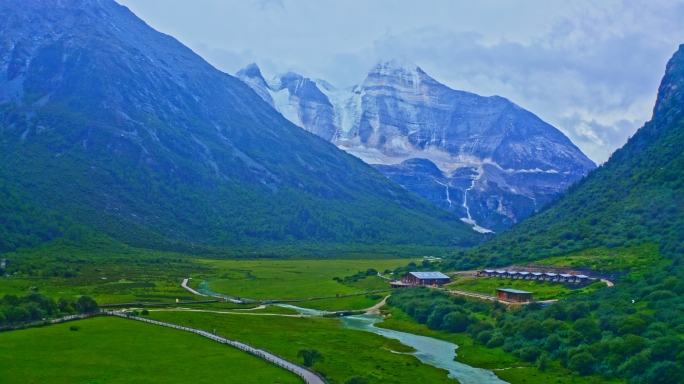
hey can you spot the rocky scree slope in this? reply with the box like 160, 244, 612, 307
0, 0, 482, 252
237, 61, 595, 233
452, 44, 684, 269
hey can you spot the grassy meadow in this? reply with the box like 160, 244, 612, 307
0, 241, 413, 311
531, 243, 663, 272
200, 258, 412, 300
0, 316, 302, 384
446, 274, 607, 300
146, 310, 455, 384
295, 294, 386, 311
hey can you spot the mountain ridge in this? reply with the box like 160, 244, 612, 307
0, 0, 482, 252
237, 60, 596, 232
450, 44, 684, 269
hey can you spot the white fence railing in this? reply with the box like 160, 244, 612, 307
103, 311, 325, 384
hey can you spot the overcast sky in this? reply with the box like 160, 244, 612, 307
117, 0, 684, 164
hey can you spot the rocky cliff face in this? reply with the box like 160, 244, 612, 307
238, 60, 596, 232
0, 0, 481, 250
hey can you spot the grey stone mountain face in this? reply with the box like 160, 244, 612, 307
0, 0, 482, 247
237, 60, 596, 232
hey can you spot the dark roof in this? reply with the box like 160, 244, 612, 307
408, 272, 450, 279
497, 288, 533, 294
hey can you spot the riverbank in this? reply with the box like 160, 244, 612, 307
376, 307, 624, 384
145, 309, 456, 383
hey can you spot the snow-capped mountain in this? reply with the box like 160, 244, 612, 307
237, 60, 596, 232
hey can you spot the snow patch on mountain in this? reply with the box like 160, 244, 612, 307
267, 87, 301, 128
236, 61, 596, 231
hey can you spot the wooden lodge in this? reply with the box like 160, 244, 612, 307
575, 275, 590, 283
400, 272, 451, 287
496, 288, 533, 303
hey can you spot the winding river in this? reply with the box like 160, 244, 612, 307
340, 314, 507, 384
197, 282, 508, 384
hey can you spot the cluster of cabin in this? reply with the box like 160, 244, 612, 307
477, 269, 591, 283
390, 271, 451, 288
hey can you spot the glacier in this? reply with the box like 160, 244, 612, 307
236, 60, 596, 232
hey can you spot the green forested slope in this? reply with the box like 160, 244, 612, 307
421, 45, 684, 383
448, 44, 684, 269
0, 0, 480, 253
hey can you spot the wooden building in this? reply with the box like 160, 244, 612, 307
559, 274, 574, 282
496, 288, 533, 303
575, 275, 590, 283
401, 272, 451, 286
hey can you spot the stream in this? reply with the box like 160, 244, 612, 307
197, 282, 508, 384
275, 305, 507, 384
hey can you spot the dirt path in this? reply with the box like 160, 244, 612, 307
181, 278, 244, 303
601, 279, 614, 287
445, 289, 558, 306
365, 295, 389, 315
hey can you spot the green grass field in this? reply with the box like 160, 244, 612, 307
446, 275, 605, 300
146, 310, 454, 384
377, 307, 625, 384
201, 259, 411, 300
0, 276, 198, 305
296, 294, 386, 311
0, 316, 302, 384
0, 252, 409, 308
532, 243, 663, 272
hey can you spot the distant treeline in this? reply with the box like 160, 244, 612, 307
0, 292, 98, 326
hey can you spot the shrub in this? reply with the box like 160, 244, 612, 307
69, 325, 80, 331
141, 309, 150, 315
568, 352, 597, 375
486, 333, 504, 348
520, 318, 546, 340
537, 352, 551, 372
519, 347, 542, 362
617, 316, 647, 335
297, 348, 324, 367
573, 318, 601, 343
643, 361, 684, 384
477, 330, 492, 344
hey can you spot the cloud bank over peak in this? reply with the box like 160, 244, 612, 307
118, 0, 684, 163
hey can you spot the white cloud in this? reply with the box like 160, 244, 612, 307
117, 0, 684, 164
